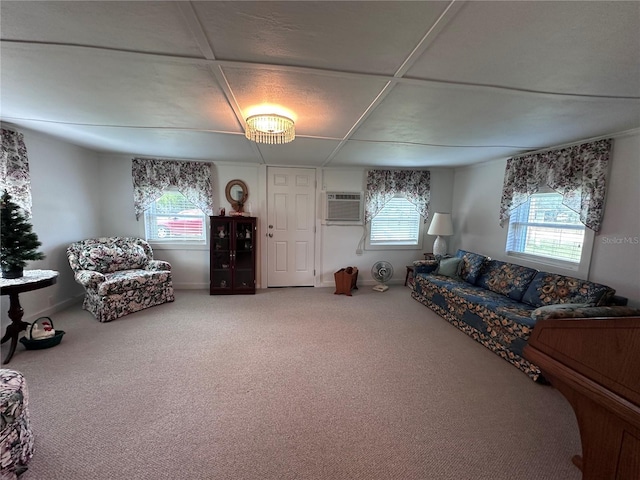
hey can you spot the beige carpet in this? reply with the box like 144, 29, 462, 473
5, 287, 581, 480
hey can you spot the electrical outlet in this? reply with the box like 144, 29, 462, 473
356, 249, 363, 255
48, 296, 55, 306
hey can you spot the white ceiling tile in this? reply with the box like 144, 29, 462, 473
0, 1, 203, 57
329, 141, 517, 168
257, 138, 341, 166
352, 83, 640, 149
1, 45, 240, 132
222, 66, 388, 139
193, 1, 450, 75
407, 1, 640, 97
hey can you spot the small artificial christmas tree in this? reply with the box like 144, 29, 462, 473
1, 190, 45, 278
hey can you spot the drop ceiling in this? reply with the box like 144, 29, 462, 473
1, 1, 638, 167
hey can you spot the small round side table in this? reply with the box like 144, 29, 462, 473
0, 269, 58, 364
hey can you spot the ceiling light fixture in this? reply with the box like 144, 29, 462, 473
245, 114, 295, 145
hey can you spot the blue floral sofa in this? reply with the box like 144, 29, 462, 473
411, 249, 638, 382
67, 237, 174, 323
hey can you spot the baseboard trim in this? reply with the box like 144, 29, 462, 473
25, 294, 84, 323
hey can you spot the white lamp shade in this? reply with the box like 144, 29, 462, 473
427, 213, 453, 236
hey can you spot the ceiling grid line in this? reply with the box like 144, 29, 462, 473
322, 0, 469, 166
177, 1, 265, 164
2, 40, 636, 101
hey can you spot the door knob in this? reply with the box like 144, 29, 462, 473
268, 233, 273, 238
268, 225, 273, 229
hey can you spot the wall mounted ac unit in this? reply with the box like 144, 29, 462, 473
323, 192, 364, 224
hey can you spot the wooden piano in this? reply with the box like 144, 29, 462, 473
523, 316, 640, 480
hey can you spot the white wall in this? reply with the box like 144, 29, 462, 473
96, 154, 263, 289
319, 168, 455, 286
451, 132, 640, 305
588, 133, 640, 304
1, 127, 102, 324
95, 160, 454, 289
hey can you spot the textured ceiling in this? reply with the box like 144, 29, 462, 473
1, 1, 638, 167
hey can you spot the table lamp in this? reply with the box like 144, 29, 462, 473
427, 213, 453, 257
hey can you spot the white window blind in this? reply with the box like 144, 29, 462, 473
144, 190, 206, 243
370, 197, 420, 246
506, 192, 585, 263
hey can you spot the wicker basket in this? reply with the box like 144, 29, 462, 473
19, 317, 65, 350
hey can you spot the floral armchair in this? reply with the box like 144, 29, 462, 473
66, 237, 174, 322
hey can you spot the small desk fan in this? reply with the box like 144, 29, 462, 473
371, 261, 393, 292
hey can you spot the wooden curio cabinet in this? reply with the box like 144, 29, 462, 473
210, 216, 257, 295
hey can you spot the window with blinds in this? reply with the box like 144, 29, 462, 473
144, 190, 206, 244
369, 196, 421, 246
506, 192, 585, 264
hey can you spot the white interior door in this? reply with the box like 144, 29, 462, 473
267, 167, 316, 287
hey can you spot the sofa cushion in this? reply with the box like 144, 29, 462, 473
454, 250, 488, 284
97, 269, 171, 295
521, 272, 616, 307
79, 244, 148, 273
476, 260, 538, 302
435, 257, 462, 278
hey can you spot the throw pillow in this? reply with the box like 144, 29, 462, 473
455, 250, 488, 284
435, 257, 462, 278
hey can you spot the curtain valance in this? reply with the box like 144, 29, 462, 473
499, 138, 611, 232
365, 170, 431, 224
1, 129, 33, 216
132, 157, 214, 219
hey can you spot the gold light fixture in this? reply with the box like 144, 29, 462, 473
245, 114, 295, 145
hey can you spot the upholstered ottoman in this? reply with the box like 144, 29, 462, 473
0, 370, 34, 480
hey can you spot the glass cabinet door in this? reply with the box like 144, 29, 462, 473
211, 219, 232, 290
233, 220, 254, 291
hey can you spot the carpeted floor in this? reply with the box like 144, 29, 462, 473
5, 286, 581, 480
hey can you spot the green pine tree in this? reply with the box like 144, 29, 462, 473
1, 190, 45, 276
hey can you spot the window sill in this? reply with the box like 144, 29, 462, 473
366, 244, 423, 251
148, 242, 208, 251
506, 251, 580, 271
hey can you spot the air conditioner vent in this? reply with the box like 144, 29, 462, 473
324, 192, 363, 224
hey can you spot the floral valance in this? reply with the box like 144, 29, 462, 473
132, 157, 214, 219
499, 138, 611, 232
1, 128, 32, 216
365, 170, 431, 223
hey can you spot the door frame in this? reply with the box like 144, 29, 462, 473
258, 165, 321, 289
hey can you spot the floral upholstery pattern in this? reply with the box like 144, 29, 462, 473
410, 250, 620, 382
412, 274, 542, 381
521, 272, 615, 308
413, 259, 439, 275
67, 237, 174, 322
499, 138, 611, 232
365, 170, 431, 224
77, 244, 149, 273
455, 250, 488, 284
132, 158, 214, 220
476, 260, 538, 302
531, 304, 640, 322
0, 369, 34, 479
1, 129, 33, 217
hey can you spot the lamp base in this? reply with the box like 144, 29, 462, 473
433, 236, 447, 257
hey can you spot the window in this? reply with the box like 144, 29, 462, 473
368, 196, 422, 248
144, 190, 206, 243
506, 192, 585, 265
